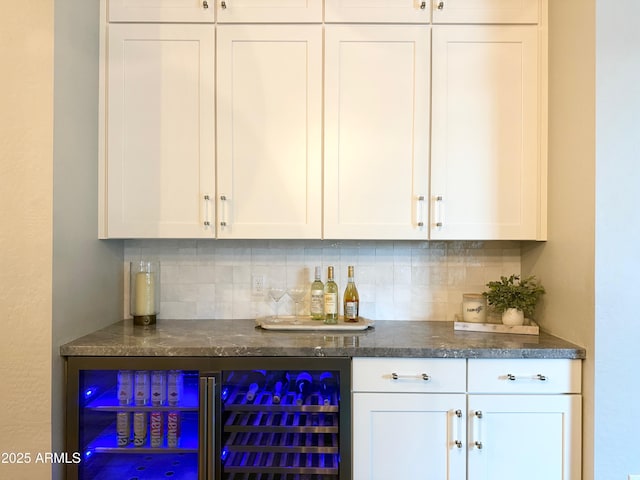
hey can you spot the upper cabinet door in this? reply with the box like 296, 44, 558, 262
324, 26, 430, 240
430, 25, 541, 240
108, 0, 215, 22
325, 0, 431, 24
105, 24, 215, 238
216, 26, 322, 239
432, 0, 540, 24
216, 0, 322, 23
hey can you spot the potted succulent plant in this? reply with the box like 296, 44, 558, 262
483, 274, 546, 326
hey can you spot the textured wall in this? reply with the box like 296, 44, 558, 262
125, 240, 522, 322
0, 2, 54, 479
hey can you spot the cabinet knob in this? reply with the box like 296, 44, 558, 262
202, 0, 209, 8
437, 1, 445, 10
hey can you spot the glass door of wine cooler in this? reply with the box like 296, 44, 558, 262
66, 357, 351, 480
66, 358, 216, 480
218, 359, 351, 480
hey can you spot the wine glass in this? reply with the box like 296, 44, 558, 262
268, 281, 287, 319
287, 286, 306, 319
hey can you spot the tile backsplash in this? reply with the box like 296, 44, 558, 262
124, 240, 521, 321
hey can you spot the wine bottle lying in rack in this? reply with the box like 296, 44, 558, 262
245, 370, 266, 402
295, 371, 313, 405
269, 371, 290, 405
319, 371, 337, 406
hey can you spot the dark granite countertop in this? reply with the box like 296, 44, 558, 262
59, 319, 585, 359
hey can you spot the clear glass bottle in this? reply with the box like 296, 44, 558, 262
310, 266, 325, 320
343, 265, 360, 322
130, 260, 160, 326
323, 266, 339, 324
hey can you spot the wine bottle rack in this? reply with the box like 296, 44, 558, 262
221, 372, 340, 479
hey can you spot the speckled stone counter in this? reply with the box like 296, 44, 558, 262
60, 319, 585, 359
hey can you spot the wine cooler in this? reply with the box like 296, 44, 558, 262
65, 357, 351, 480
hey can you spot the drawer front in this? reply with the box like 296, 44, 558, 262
468, 359, 581, 394
352, 357, 466, 393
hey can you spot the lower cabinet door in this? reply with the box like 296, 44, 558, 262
353, 393, 466, 480
467, 394, 582, 480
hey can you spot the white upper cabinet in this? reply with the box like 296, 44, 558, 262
430, 25, 542, 240
216, 26, 322, 239
324, 0, 431, 24
103, 24, 215, 238
108, 0, 215, 22
324, 25, 430, 239
432, 0, 540, 24
216, 0, 322, 23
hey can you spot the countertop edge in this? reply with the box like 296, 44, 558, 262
58, 319, 586, 360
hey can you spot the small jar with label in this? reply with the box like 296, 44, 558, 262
462, 293, 487, 323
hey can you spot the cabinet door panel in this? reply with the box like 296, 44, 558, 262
108, 0, 215, 22
353, 393, 466, 480
106, 24, 215, 238
468, 395, 581, 480
325, 0, 430, 24
324, 26, 430, 239
432, 0, 540, 24
216, 0, 322, 23
216, 26, 322, 238
431, 25, 539, 240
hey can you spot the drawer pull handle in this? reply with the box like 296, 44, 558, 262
391, 373, 430, 381
475, 441, 483, 449
453, 409, 463, 449
506, 373, 548, 381
437, 1, 445, 10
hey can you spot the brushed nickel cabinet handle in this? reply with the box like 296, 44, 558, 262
202, 0, 209, 8
437, 1, 445, 10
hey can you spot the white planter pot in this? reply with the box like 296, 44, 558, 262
501, 308, 525, 326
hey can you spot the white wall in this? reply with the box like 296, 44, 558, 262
0, 2, 54, 479
52, 1, 123, 478
522, 1, 596, 478
594, 0, 640, 477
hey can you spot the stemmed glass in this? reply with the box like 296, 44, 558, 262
268, 281, 287, 319
287, 286, 306, 319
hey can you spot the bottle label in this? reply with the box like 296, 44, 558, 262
310, 290, 324, 315
324, 293, 338, 314
345, 301, 358, 319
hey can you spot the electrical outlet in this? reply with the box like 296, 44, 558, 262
252, 274, 265, 297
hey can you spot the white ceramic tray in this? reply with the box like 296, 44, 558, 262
256, 316, 373, 331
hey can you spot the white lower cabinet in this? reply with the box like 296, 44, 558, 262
352, 358, 582, 480
467, 394, 581, 480
467, 359, 582, 480
352, 358, 467, 480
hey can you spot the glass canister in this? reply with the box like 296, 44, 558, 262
462, 293, 487, 323
130, 261, 160, 326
